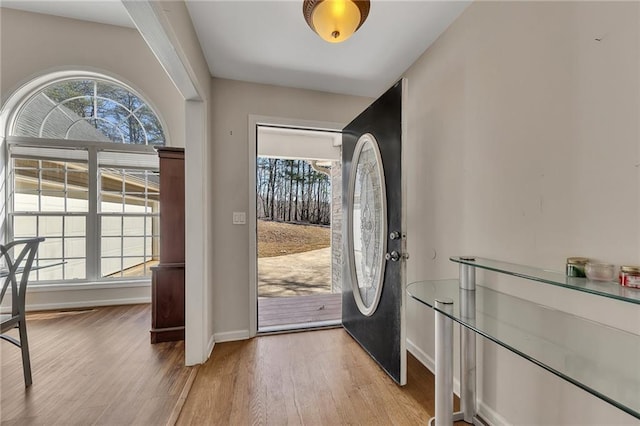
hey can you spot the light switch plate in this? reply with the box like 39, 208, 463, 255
232, 211, 246, 225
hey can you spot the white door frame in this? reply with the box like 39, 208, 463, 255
247, 115, 344, 337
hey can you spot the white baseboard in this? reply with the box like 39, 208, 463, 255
26, 297, 150, 311
207, 334, 216, 358
213, 329, 250, 343
406, 338, 435, 372
7, 283, 152, 313
406, 338, 460, 396
477, 402, 508, 426
26, 281, 151, 292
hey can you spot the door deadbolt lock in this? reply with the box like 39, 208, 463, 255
385, 251, 410, 262
389, 231, 405, 240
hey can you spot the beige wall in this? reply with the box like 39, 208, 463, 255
403, 1, 639, 424
209, 77, 371, 338
0, 8, 184, 147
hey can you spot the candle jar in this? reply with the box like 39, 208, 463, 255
585, 262, 615, 281
619, 266, 640, 288
566, 257, 589, 278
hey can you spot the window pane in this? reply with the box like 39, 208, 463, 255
124, 200, 148, 213
101, 216, 122, 237
123, 171, 147, 192
152, 236, 160, 261
120, 119, 146, 145
97, 82, 137, 107
39, 216, 63, 237
14, 159, 38, 168
121, 257, 145, 277
148, 190, 160, 205
37, 264, 63, 281
101, 258, 122, 278
41, 160, 66, 171
93, 117, 120, 141
39, 238, 63, 259
66, 171, 89, 189
101, 237, 122, 257
44, 80, 94, 103
14, 177, 37, 192
147, 217, 158, 236
123, 217, 145, 236
64, 238, 85, 258
123, 237, 145, 256
14, 193, 39, 212
13, 216, 37, 238
60, 97, 94, 119
40, 164, 66, 189
64, 259, 86, 280
40, 108, 78, 140
40, 191, 66, 212
67, 192, 89, 212
101, 198, 124, 213
65, 216, 86, 237
136, 105, 165, 145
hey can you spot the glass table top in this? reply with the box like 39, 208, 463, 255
407, 279, 640, 419
451, 257, 640, 305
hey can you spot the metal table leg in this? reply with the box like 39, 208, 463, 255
460, 263, 477, 423
430, 297, 454, 426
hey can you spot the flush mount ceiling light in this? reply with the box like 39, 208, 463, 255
303, 0, 370, 43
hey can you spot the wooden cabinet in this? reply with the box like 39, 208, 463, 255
150, 147, 185, 344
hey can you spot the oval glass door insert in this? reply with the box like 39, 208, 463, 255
348, 133, 387, 316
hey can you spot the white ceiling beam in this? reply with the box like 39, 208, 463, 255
122, 0, 201, 101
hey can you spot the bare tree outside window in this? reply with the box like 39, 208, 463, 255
256, 157, 331, 225
15, 79, 165, 145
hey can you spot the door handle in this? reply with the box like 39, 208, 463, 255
385, 251, 410, 262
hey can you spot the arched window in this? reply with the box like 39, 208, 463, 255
6, 76, 166, 284
13, 79, 165, 145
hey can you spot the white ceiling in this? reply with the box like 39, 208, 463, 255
2, 0, 469, 98
186, 1, 469, 97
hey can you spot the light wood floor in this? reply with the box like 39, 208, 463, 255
178, 328, 461, 425
1, 304, 193, 425
3, 305, 459, 426
258, 293, 341, 329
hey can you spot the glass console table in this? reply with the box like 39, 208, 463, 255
407, 257, 640, 425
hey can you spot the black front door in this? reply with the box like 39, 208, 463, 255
342, 79, 407, 385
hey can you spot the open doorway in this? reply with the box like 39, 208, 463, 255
256, 125, 342, 332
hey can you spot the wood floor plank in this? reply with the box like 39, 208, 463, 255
1, 304, 193, 425
177, 327, 463, 425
